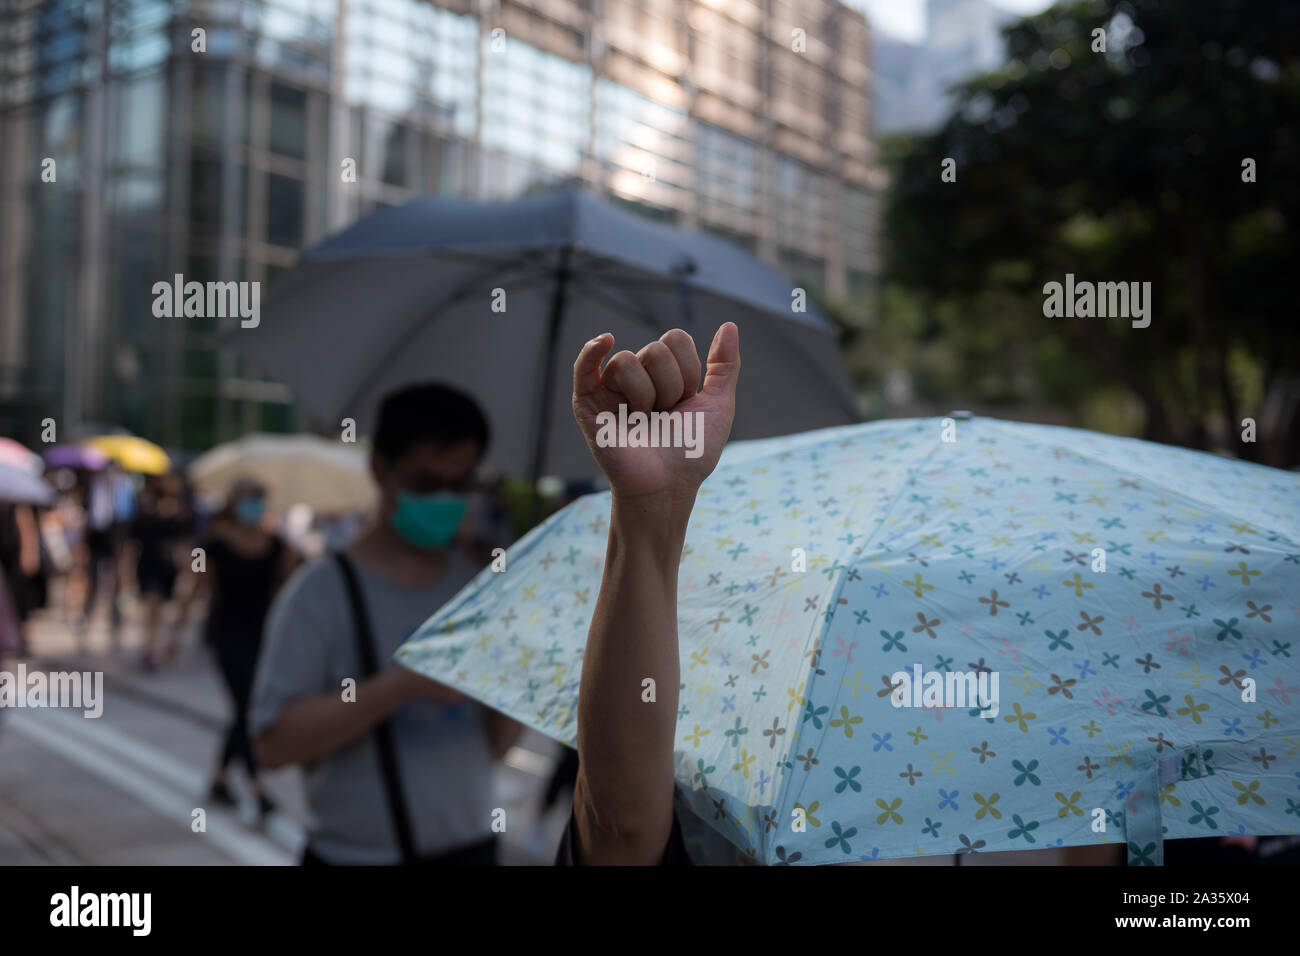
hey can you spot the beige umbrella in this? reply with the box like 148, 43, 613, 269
189, 434, 376, 514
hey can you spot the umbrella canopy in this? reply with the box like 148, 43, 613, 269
0, 462, 54, 506
189, 433, 376, 514
0, 438, 53, 505
84, 435, 170, 475
43, 443, 110, 471
0, 438, 42, 475
397, 417, 1300, 865
224, 188, 858, 480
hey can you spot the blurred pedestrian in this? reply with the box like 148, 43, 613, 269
79, 464, 134, 645
0, 535, 26, 667
50, 484, 87, 624
131, 474, 188, 670
251, 384, 523, 865
0, 572, 20, 733
0, 503, 44, 657
173, 478, 296, 818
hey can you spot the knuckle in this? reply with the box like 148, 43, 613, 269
660, 328, 693, 350
638, 340, 671, 362
604, 350, 634, 373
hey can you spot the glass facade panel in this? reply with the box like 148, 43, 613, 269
0, 0, 879, 451
189, 154, 225, 238
37, 91, 82, 181
345, 2, 476, 134
266, 173, 305, 247
109, 172, 164, 218
773, 154, 824, 251
117, 0, 172, 33
268, 80, 308, 158
595, 78, 689, 189
111, 70, 165, 169
107, 29, 168, 73
483, 40, 588, 177
697, 122, 759, 214
363, 112, 409, 185
191, 65, 228, 147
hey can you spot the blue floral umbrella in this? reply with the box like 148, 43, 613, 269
397, 418, 1300, 865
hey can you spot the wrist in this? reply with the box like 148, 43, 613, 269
610, 489, 696, 527
608, 493, 694, 568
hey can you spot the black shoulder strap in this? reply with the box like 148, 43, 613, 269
334, 551, 418, 864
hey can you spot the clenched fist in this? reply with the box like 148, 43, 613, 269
572, 323, 740, 506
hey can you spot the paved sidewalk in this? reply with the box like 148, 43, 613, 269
1, 600, 567, 865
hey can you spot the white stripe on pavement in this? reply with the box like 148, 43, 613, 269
0, 795, 84, 865
8, 709, 297, 866
35, 702, 309, 851
31, 703, 305, 847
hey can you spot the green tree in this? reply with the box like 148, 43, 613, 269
883, 0, 1300, 466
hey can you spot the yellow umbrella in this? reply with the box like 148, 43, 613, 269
83, 435, 171, 475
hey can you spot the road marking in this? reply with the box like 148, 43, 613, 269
7, 710, 297, 866
0, 795, 85, 865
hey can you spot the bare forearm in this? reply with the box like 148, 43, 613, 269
171, 571, 206, 629
15, 506, 39, 574
257, 669, 409, 769
573, 493, 692, 864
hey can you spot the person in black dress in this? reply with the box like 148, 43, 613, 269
174, 478, 297, 818
0, 503, 43, 657
132, 474, 188, 670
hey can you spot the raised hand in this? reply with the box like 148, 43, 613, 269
571, 323, 740, 505
568, 323, 739, 865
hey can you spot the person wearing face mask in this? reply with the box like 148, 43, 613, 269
250, 384, 523, 865
171, 476, 297, 818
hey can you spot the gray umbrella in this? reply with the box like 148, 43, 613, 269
225, 188, 858, 479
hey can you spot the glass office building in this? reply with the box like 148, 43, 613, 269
0, 0, 882, 450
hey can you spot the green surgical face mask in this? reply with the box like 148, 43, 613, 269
390, 491, 468, 550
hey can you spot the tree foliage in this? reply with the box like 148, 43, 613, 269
881, 0, 1300, 465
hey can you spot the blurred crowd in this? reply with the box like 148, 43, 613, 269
0, 462, 519, 667
0, 391, 591, 863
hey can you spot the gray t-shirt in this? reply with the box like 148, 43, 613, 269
250, 551, 496, 863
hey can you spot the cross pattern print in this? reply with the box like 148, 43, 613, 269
397, 417, 1300, 865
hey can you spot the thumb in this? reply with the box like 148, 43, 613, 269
701, 322, 740, 400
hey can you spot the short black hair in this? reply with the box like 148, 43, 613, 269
373, 383, 490, 461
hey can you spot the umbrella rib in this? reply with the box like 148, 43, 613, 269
571, 274, 858, 425
566, 274, 665, 338
334, 248, 558, 419
565, 267, 833, 329
754, 318, 861, 424
767, 428, 948, 851
417, 258, 569, 309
